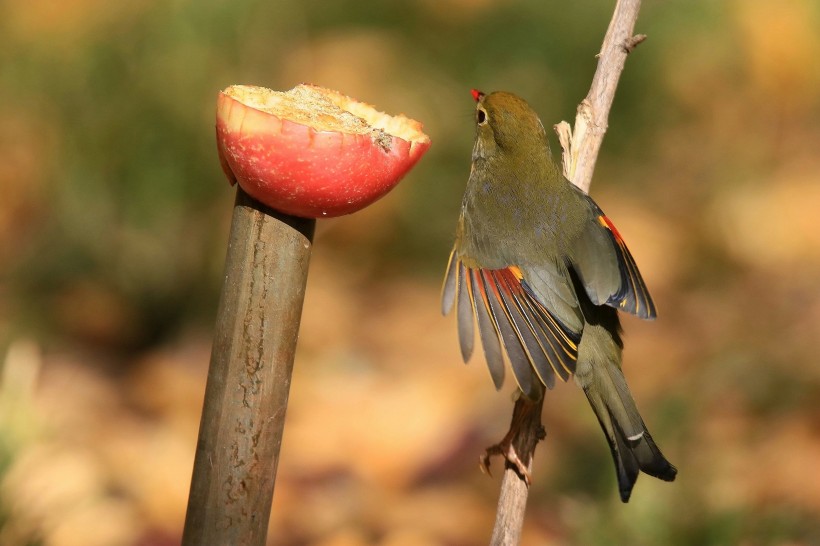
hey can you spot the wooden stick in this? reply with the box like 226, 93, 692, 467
556, 0, 646, 192
182, 187, 315, 546
490, 1, 646, 543
488, 396, 546, 546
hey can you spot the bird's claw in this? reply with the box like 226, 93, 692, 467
479, 439, 532, 486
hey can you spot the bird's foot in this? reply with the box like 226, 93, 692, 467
479, 394, 546, 486
479, 437, 532, 485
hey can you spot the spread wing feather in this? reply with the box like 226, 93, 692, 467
456, 262, 475, 363
441, 248, 458, 316
442, 250, 581, 394
479, 269, 539, 399
489, 269, 556, 391
469, 267, 506, 389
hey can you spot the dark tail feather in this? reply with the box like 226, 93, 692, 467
574, 300, 676, 502
582, 375, 677, 502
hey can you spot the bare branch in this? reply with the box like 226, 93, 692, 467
564, 0, 644, 193
490, 1, 645, 543
623, 33, 647, 53
488, 396, 545, 546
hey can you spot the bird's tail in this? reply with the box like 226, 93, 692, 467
575, 311, 677, 502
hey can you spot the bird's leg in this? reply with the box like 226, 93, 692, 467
480, 393, 546, 485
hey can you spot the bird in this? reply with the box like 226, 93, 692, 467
441, 89, 677, 502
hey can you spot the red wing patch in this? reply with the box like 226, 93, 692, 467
599, 214, 624, 242
442, 251, 580, 396
597, 215, 657, 319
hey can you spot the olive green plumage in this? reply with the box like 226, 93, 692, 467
442, 90, 676, 502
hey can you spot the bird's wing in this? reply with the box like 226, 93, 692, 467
570, 190, 657, 320
443, 249, 581, 399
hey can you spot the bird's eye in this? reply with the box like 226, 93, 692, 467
476, 108, 488, 125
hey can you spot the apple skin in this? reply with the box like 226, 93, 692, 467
216, 90, 431, 218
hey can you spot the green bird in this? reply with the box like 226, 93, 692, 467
442, 89, 677, 502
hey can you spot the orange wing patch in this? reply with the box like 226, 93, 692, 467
442, 251, 581, 397
597, 215, 657, 319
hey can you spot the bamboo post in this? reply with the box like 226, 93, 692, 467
182, 187, 315, 546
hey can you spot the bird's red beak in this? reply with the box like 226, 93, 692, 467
471, 89, 485, 102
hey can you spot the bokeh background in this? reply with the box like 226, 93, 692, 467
2, 0, 820, 544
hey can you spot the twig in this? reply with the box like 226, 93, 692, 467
556, 0, 646, 192
488, 396, 546, 546
490, 1, 646, 543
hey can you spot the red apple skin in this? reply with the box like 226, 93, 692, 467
216, 91, 431, 218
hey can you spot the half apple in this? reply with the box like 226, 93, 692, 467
216, 84, 431, 218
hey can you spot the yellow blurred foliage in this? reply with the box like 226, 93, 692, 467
733, 0, 820, 110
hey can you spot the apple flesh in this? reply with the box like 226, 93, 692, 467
216, 84, 431, 218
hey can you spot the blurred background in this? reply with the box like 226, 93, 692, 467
2, 0, 820, 544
